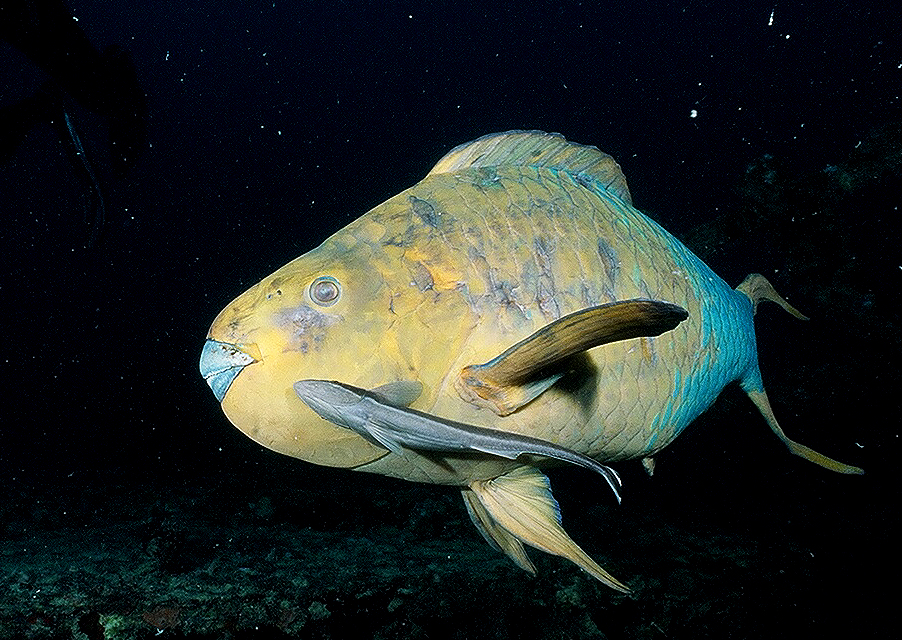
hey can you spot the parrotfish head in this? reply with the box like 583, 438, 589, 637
200, 234, 405, 468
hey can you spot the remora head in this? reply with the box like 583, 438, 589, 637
292, 379, 363, 428
200, 222, 417, 468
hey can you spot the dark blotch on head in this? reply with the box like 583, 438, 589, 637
409, 196, 440, 228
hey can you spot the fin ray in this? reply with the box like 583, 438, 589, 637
469, 467, 630, 592
359, 421, 407, 456
736, 273, 808, 319
370, 380, 423, 407
427, 130, 633, 204
461, 487, 536, 575
746, 389, 864, 474
456, 299, 688, 415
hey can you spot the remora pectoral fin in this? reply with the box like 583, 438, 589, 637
466, 467, 630, 592
456, 299, 689, 415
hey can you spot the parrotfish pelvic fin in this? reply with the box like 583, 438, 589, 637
737, 273, 863, 475
461, 487, 536, 575
466, 467, 630, 592
456, 299, 689, 416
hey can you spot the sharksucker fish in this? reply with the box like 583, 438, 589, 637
200, 130, 862, 591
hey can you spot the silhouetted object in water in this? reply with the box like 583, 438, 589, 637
1, 0, 148, 246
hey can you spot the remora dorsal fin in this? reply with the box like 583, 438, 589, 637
427, 130, 633, 205
370, 380, 423, 407
467, 466, 630, 592
456, 299, 689, 416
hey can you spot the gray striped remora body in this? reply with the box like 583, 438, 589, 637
293, 379, 622, 503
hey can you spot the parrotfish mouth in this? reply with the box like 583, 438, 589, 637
199, 339, 258, 401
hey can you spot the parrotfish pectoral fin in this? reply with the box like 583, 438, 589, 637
467, 467, 630, 592
746, 389, 864, 475
456, 299, 689, 416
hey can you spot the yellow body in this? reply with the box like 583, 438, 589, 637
209, 145, 704, 483
204, 131, 861, 588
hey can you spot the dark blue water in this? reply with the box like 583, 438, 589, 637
1, 1, 897, 637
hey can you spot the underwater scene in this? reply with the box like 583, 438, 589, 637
1, 1, 898, 638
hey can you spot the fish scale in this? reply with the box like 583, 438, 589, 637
380, 165, 724, 459
201, 130, 862, 590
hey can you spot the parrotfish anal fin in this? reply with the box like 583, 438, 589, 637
461, 487, 536, 575
427, 130, 633, 205
468, 467, 630, 592
456, 299, 689, 416
746, 389, 864, 475
736, 273, 808, 319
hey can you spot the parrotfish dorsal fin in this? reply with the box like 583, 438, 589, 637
427, 130, 633, 205
456, 299, 688, 416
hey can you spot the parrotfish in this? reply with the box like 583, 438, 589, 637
200, 130, 862, 591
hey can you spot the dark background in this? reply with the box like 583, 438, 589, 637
1, 1, 898, 637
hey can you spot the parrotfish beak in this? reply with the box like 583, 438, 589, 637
200, 339, 258, 401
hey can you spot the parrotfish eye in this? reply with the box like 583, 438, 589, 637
309, 276, 341, 306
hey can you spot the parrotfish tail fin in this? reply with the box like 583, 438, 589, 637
736, 273, 808, 320
737, 274, 863, 475
465, 467, 630, 592
745, 388, 864, 474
